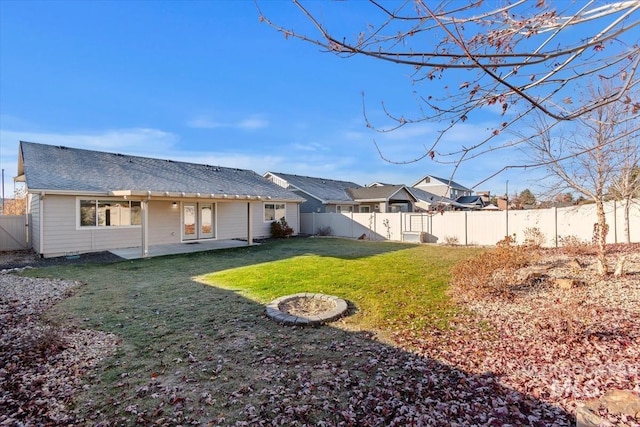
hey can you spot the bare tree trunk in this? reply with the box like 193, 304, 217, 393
595, 199, 609, 275
623, 196, 631, 244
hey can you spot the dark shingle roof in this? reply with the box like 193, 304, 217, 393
267, 172, 361, 203
407, 187, 455, 204
19, 141, 303, 200
455, 195, 485, 206
347, 185, 410, 201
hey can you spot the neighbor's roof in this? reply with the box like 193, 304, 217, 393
18, 141, 304, 201
407, 187, 455, 205
266, 172, 361, 204
347, 185, 415, 202
412, 174, 471, 191
455, 195, 485, 205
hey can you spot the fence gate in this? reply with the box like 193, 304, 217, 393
0, 215, 28, 251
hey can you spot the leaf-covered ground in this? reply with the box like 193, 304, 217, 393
1, 245, 639, 426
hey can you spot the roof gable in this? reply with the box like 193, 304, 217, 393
19, 141, 303, 200
412, 174, 470, 191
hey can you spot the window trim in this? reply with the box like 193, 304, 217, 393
336, 205, 353, 213
264, 202, 286, 222
77, 197, 142, 230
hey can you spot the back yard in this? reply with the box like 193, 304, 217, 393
1, 238, 638, 426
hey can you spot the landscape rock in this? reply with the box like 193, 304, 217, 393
567, 257, 584, 270
516, 266, 549, 283
576, 390, 640, 427
554, 277, 583, 289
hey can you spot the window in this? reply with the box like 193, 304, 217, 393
80, 200, 141, 227
336, 205, 353, 213
359, 206, 370, 213
264, 203, 285, 221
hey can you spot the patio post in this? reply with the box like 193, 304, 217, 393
247, 202, 253, 245
141, 200, 149, 258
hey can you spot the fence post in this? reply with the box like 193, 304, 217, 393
613, 200, 617, 244
374, 212, 377, 240
554, 206, 558, 248
464, 211, 468, 246
350, 211, 354, 238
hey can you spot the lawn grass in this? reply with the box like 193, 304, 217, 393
27, 237, 483, 425
195, 239, 481, 332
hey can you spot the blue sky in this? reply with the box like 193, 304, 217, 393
1, 0, 532, 200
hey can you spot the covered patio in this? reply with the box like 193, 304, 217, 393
109, 239, 256, 260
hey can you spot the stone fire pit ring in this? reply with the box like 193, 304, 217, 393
266, 293, 348, 325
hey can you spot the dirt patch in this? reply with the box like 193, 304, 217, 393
0, 274, 119, 425
0, 250, 123, 270
279, 296, 336, 317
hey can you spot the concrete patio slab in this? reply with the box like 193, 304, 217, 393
109, 239, 255, 260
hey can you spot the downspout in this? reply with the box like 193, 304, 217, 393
24, 193, 30, 248
297, 202, 301, 236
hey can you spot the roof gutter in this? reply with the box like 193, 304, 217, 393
26, 188, 109, 196
108, 190, 302, 203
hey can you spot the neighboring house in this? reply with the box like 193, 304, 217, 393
347, 185, 418, 213
264, 172, 361, 213
412, 175, 472, 199
407, 187, 456, 211
16, 141, 303, 258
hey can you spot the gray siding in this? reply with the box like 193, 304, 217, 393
286, 203, 299, 235
28, 194, 40, 253
217, 202, 249, 240
28, 195, 300, 256
40, 195, 141, 257
251, 202, 300, 238
414, 183, 449, 198
148, 200, 181, 245
297, 191, 324, 213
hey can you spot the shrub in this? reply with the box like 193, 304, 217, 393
557, 235, 595, 255
316, 225, 333, 236
443, 235, 459, 246
523, 227, 545, 248
450, 235, 534, 301
270, 218, 293, 239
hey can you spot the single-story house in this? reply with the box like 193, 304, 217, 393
412, 174, 472, 200
16, 141, 304, 258
264, 172, 361, 213
347, 185, 418, 213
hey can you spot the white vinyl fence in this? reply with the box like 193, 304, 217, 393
301, 199, 640, 247
0, 215, 29, 251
